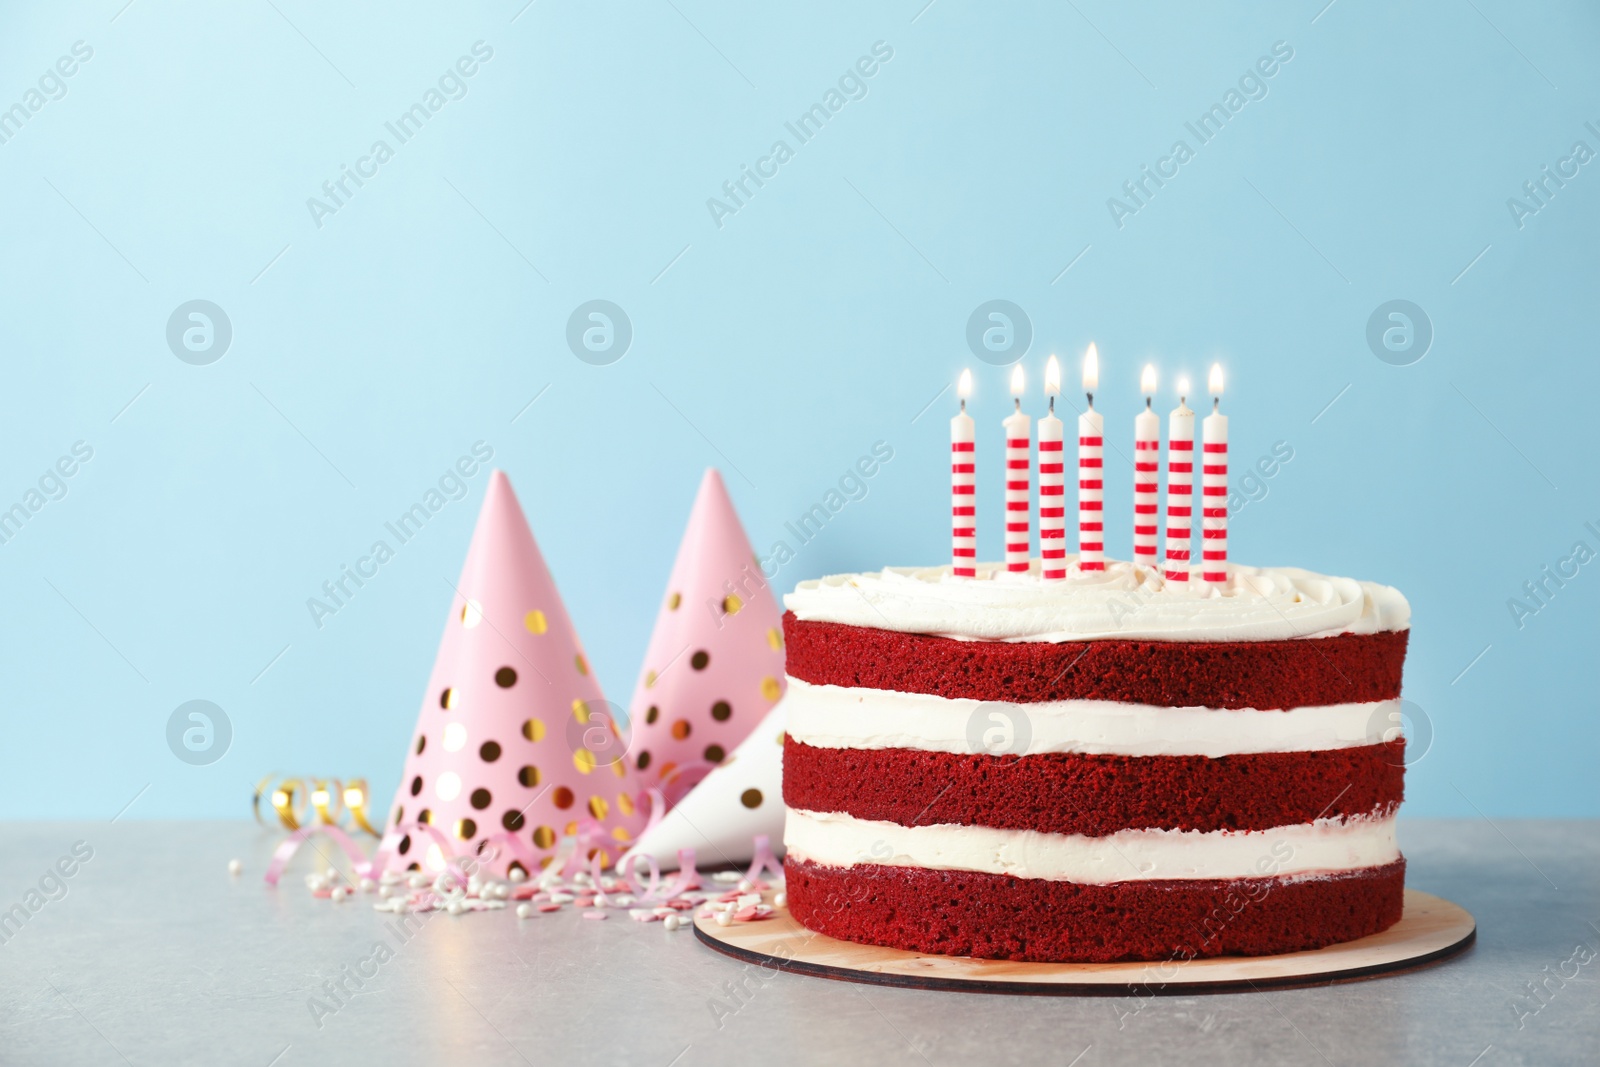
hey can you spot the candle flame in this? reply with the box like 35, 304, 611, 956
1209, 363, 1225, 398
1082, 342, 1099, 393
957, 368, 973, 400
1141, 364, 1157, 396
1177, 375, 1191, 400
1044, 355, 1060, 396
1009, 364, 1025, 398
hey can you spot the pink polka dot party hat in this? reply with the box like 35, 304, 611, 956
623, 468, 786, 807
383, 470, 645, 876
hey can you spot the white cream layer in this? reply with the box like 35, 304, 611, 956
784, 678, 1398, 758
784, 809, 1399, 885
784, 558, 1410, 643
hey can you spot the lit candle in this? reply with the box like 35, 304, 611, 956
951, 370, 975, 578
1038, 356, 1066, 580
1202, 364, 1229, 585
1164, 377, 1195, 584
1077, 344, 1104, 573
1134, 364, 1160, 568
1003, 365, 1031, 573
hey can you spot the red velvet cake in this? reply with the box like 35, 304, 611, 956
779, 559, 1411, 963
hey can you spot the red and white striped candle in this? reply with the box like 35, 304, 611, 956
1133, 364, 1160, 568
1038, 356, 1066, 580
1164, 378, 1195, 584
951, 369, 976, 577
1201, 364, 1229, 585
1003, 365, 1031, 573
1076, 343, 1105, 573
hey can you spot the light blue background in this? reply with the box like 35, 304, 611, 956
0, 1, 1594, 820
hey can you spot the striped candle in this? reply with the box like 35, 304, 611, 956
1201, 364, 1229, 584
1003, 365, 1031, 573
951, 370, 975, 577
1039, 355, 1066, 580
1077, 343, 1104, 573
1164, 381, 1195, 584
1133, 364, 1160, 569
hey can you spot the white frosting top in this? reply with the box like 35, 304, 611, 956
784, 558, 1409, 643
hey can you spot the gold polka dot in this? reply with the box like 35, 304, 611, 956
671, 720, 691, 741
722, 594, 743, 615
552, 787, 574, 809
518, 765, 540, 787
439, 687, 456, 710
588, 796, 609, 820
566, 820, 579, 836
617, 792, 635, 816
611, 760, 626, 779
455, 818, 476, 840
761, 676, 781, 701
572, 699, 590, 724
611, 826, 632, 842
644, 670, 657, 689
574, 654, 588, 676
573, 749, 595, 774
524, 610, 548, 635
741, 788, 763, 809
532, 826, 556, 849
776, 731, 786, 745
767, 627, 783, 651
667, 592, 681, 610
521, 718, 545, 742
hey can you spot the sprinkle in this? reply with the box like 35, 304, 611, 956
516, 903, 533, 919
358, 878, 376, 893
774, 891, 787, 908
508, 868, 527, 883
227, 859, 242, 876
663, 915, 682, 931
549, 892, 575, 905
737, 893, 762, 907
737, 879, 752, 892
331, 887, 348, 903
712, 871, 741, 884
538, 903, 562, 913
734, 906, 758, 921
714, 910, 734, 927
582, 910, 608, 920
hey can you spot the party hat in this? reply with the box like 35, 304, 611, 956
624, 469, 786, 807
383, 470, 644, 877
621, 698, 786, 870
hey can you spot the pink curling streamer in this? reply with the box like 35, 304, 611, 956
262, 823, 376, 887
615, 848, 702, 904
363, 821, 478, 885
742, 834, 785, 887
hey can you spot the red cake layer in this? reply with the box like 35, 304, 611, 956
783, 738, 1403, 836
783, 613, 1407, 709
784, 856, 1406, 962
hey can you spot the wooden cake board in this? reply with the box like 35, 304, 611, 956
693, 889, 1475, 995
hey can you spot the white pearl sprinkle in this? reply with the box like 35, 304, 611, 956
508, 868, 527, 883
227, 859, 242, 876
737, 879, 752, 892
325, 867, 338, 881
516, 903, 533, 919
663, 915, 681, 931
774, 891, 787, 907
331, 887, 348, 903
714, 911, 734, 927
447, 900, 466, 916
358, 878, 376, 893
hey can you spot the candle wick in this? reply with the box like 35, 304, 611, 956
1145, 397, 1152, 411
1014, 397, 1021, 412
1086, 392, 1094, 410
1048, 395, 1055, 414
1213, 397, 1220, 413
959, 398, 965, 413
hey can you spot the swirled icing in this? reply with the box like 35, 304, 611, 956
783, 558, 1409, 643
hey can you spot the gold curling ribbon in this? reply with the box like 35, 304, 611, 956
253, 775, 380, 836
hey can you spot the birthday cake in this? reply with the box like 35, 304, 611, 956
779, 559, 1411, 963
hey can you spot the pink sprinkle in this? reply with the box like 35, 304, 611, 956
666, 899, 696, 910
582, 910, 608, 920
734, 906, 759, 921
312, 889, 332, 899
576, 896, 596, 908
538, 903, 562, 913
716, 891, 743, 903
513, 887, 537, 900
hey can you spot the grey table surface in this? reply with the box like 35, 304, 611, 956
0, 819, 1595, 1066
